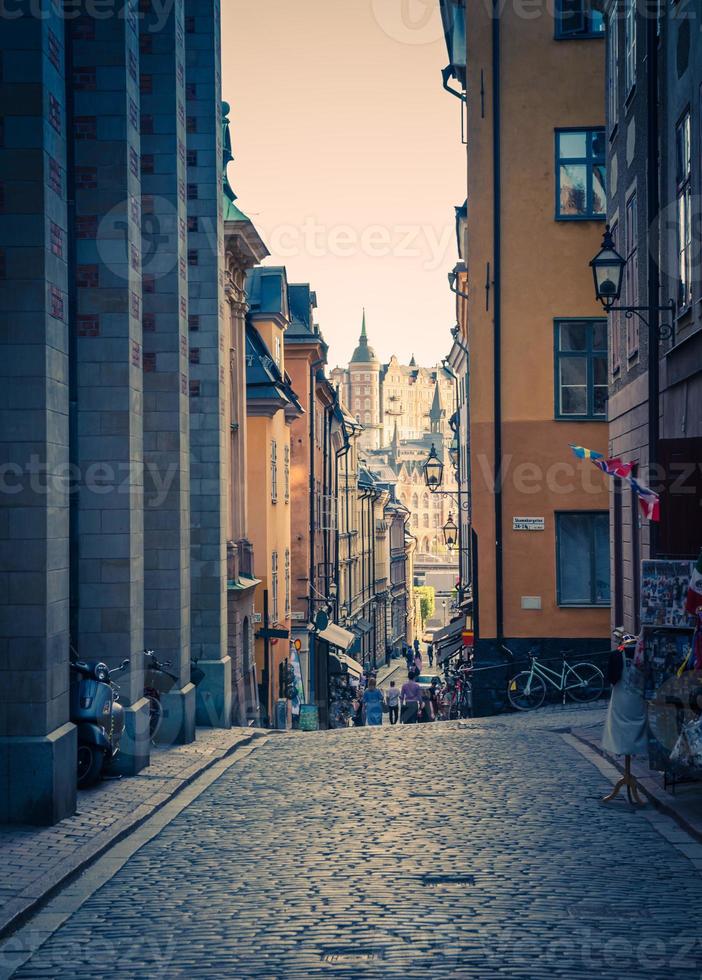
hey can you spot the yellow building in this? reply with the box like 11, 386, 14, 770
245, 267, 303, 727
446, 0, 610, 664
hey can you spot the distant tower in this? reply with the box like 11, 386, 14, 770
349, 309, 381, 450
429, 380, 445, 436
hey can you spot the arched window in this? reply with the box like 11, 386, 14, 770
411, 493, 419, 510
422, 514, 429, 528
422, 492, 429, 509
364, 399, 370, 410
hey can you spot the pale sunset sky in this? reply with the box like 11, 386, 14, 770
221, 0, 466, 369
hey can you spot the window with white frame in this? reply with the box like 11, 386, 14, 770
610, 220, 621, 375
284, 444, 290, 502
607, 13, 619, 132
676, 110, 692, 309
625, 193, 639, 357
271, 439, 278, 503
624, 0, 636, 96
284, 548, 290, 619
271, 550, 279, 622
274, 335, 281, 367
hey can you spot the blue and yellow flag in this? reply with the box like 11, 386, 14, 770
569, 445, 604, 461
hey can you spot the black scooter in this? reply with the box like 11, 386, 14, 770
69, 654, 130, 787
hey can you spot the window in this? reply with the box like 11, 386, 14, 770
607, 14, 619, 132
271, 551, 279, 622
284, 548, 290, 619
557, 512, 610, 606
556, 129, 606, 219
284, 444, 290, 503
624, 0, 636, 96
271, 439, 278, 503
274, 335, 281, 367
555, 319, 608, 419
676, 110, 692, 309
422, 514, 429, 528
610, 221, 621, 375
624, 194, 639, 357
555, 0, 604, 39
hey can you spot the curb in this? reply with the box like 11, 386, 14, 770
569, 727, 702, 844
0, 730, 267, 942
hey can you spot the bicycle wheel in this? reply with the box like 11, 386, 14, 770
508, 671, 546, 711
565, 663, 604, 703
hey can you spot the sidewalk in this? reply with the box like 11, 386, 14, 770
571, 725, 702, 843
0, 727, 267, 940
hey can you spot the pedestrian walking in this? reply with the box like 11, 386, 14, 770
400, 673, 423, 724
362, 677, 384, 726
386, 680, 400, 725
413, 637, 420, 655
427, 643, 434, 668
414, 651, 423, 675
405, 645, 413, 671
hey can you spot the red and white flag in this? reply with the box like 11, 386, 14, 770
685, 551, 702, 617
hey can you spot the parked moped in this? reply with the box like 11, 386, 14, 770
69, 654, 130, 787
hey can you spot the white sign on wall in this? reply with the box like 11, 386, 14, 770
512, 517, 545, 532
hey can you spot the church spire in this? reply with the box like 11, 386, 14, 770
361, 308, 367, 339
429, 380, 445, 434
349, 308, 378, 364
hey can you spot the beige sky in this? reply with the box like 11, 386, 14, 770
221, 0, 466, 368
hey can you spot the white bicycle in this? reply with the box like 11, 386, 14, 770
506, 645, 604, 711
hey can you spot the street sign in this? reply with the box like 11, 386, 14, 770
512, 517, 545, 531
253, 612, 262, 624
290, 611, 306, 621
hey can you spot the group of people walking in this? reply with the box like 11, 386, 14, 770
359, 638, 440, 726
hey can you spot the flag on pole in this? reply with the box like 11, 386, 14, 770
569, 445, 604, 461
592, 457, 635, 480
685, 550, 702, 617
568, 445, 660, 522
630, 477, 661, 522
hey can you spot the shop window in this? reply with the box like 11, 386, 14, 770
556, 512, 610, 606
555, 128, 606, 220
554, 319, 608, 419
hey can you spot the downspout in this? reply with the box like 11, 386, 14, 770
492, 1, 504, 642
646, 10, 660, 559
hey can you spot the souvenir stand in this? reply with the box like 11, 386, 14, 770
640, 560, 702, 789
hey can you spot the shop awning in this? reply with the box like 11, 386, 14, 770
318, 621, 356, 652
351, 617, 373, 635
328, 652, 364, 678
434, 616, 466, 664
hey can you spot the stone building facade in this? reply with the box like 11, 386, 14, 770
0, 1, 248, 824
604, 0, 702, 632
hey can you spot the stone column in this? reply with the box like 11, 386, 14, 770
185, 0, 230, 726
0, 12, 76, 824
68, 6, 149, 773
139, 1, 195, 745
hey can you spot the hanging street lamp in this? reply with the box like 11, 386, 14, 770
589, 225, 675, 338
423, 443, 444, 491
443, 513, 458, 550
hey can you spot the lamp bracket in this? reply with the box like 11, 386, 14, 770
600, 301, 675, 341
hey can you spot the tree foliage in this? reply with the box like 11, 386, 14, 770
415, 586, 435, 628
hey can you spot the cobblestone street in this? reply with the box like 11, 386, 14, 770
5, 708, 702, 979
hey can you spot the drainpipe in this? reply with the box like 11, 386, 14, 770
646, 11, 660, 559
492, 0, 504, 642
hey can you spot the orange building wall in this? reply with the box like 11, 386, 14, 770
465, 5, 608, 643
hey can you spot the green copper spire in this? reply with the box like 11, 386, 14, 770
350, 309, 378, 364
221, 101, 250, 222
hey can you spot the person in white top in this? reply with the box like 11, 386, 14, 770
385, 680, 400, 725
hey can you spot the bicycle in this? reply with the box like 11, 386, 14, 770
506, 645, 604, 711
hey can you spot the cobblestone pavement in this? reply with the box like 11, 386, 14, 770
0, 729, 260, 938
9, 707, 702, 979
